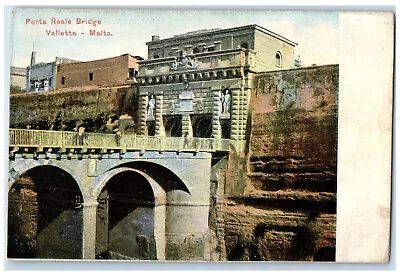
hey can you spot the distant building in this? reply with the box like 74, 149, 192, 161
10, 66, 27, 93
26, 51, 79, 92
56, 54, 142, 89
26, 53, 143, 92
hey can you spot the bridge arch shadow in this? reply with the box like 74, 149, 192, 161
8, 165, 84, 259
93, 161, 191, 260
118, 161, 191, 195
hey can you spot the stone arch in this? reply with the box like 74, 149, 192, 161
114, 161, 191, 195
8, 160, 87, 200
8, 163, 84, 259
92, 161, 194, 260
92, 167, 166, 202
163, 116, 182, 137
93, 167, 167, 260
191, 115, 213, 138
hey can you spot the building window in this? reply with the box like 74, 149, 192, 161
61, 76, 66, 85
129, 69, 138, 79
241, 42, 249, 49
153, 54, 159, 59
207, 46, 215, 52
193, 47, 200, 54
89, 72, 93, 81
275, 51, 282, 68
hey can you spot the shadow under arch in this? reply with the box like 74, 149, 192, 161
9, 161, 87, 200
93, 167, 167, 260
8, 165, 84, 259
114, 161, 191, 195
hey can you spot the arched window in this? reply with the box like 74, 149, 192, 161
240, 42, 249, 49
192, 115, 212, 138
275, 51, 282, 68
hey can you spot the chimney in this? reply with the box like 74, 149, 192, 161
151, 35, 160, 42
30, 51, 36, 66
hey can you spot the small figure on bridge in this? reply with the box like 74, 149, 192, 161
115, 129, 122, 147
183, 131, 189, 148
78, 126, 86, 146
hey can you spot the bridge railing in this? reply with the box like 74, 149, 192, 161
9, 128, 233, 152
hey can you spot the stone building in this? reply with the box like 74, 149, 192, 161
26, 51, 78, 92
146, 24, 298, 71
137, 24, 297, 151
55, 54, 142, 89
26, 53, 142, 92
10, 66, 27, 93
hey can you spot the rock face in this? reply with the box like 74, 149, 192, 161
9, 85, 138, 132
223, 65, 338, 261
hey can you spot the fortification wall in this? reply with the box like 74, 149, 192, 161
9, 85, 138, 132
223, 64, 338, 261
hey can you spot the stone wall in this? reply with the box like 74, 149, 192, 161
223, 65, 338, 261
249, 64, 338, 190
8, 176, 38, 258
9, 85, 138, 132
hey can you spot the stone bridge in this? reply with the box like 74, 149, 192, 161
8, 128, 232, 260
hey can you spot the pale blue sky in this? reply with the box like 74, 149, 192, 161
10, 8, 339, 67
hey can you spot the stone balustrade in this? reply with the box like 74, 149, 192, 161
9, 128, 233, 153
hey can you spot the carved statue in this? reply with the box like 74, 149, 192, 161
171, 50, 197, 71
222, 90, 231, 114
180, 56, 188, 67
187, 56, 196, 68
171, 58, 178, 70
147, 95, 156, 120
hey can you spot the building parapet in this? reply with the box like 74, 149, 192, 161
138, 48, 255, 81
10, 67, 27, 76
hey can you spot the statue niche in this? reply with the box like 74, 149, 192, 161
220, 88, 232, 118
147, 95, 155, 121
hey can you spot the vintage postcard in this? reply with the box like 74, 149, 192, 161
6, 7, 394, 263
